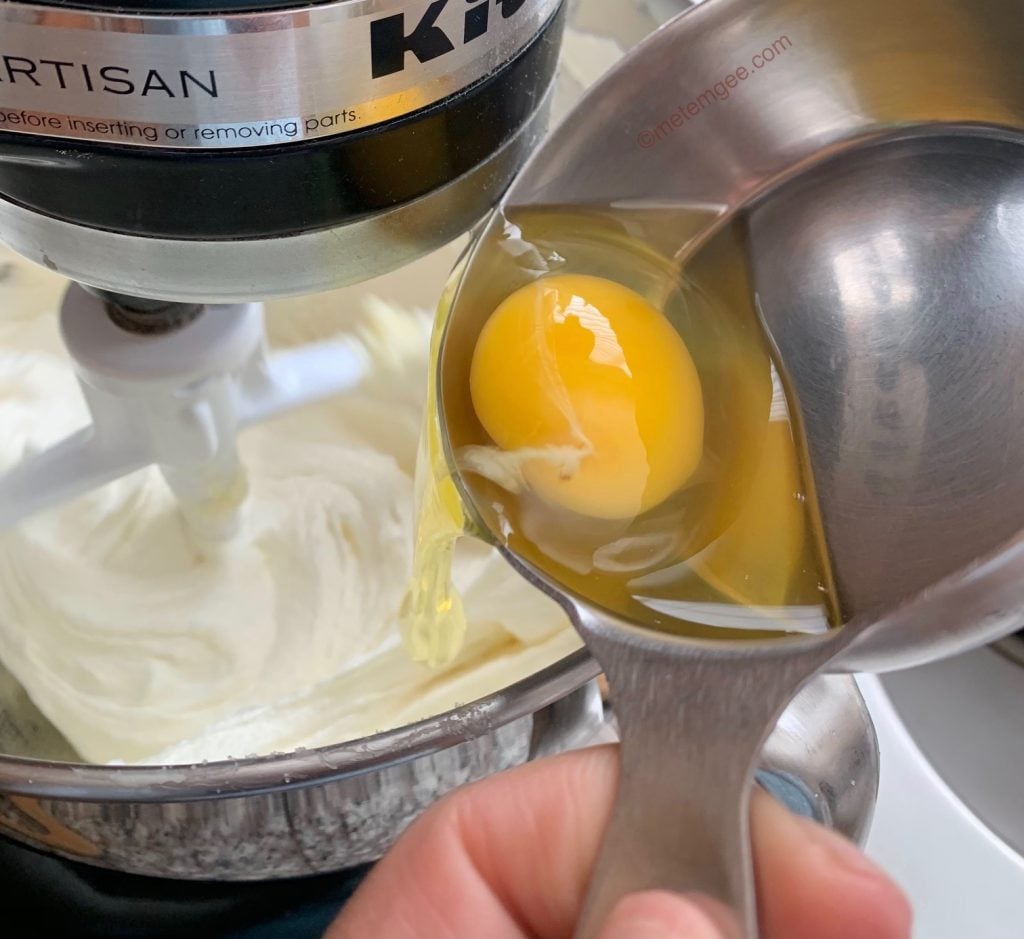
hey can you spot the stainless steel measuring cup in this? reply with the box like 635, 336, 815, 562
435, 0, 1024, 934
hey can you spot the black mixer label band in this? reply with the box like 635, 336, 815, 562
0, 0, 560, 150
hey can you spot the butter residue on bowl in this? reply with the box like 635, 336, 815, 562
0, 249, 580, 766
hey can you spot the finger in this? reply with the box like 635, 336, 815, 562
325, 744, 910, 939
752, 791, 913, 939
597, 891, 726, 939
326, 745, 617, 939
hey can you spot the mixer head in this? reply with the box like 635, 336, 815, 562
0, 0, 567, 533
0, 0, 565, 302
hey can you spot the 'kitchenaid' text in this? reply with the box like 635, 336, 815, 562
370, 0, 529, 78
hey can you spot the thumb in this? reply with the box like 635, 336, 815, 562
597, 891, 728, 939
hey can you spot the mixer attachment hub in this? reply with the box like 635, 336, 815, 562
87, 288, 205, 336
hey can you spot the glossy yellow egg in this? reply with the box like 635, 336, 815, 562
469, 273, 704, 519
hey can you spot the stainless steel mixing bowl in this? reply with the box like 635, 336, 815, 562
0, 652, 876, 879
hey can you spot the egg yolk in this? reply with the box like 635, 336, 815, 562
469, 273, 704, 520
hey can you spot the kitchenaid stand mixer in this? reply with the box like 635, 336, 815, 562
0, 2, 879, 933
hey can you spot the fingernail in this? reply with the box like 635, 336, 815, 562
683, 895, 743, 939
796, 814, 887, 882
598, 891, 725, 939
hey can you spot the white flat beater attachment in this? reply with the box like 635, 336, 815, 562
0, 283, 369, 540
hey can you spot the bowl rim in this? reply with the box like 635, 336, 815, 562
0, 649, 599, 802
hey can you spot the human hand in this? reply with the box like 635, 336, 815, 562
325, 745, 911, 939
